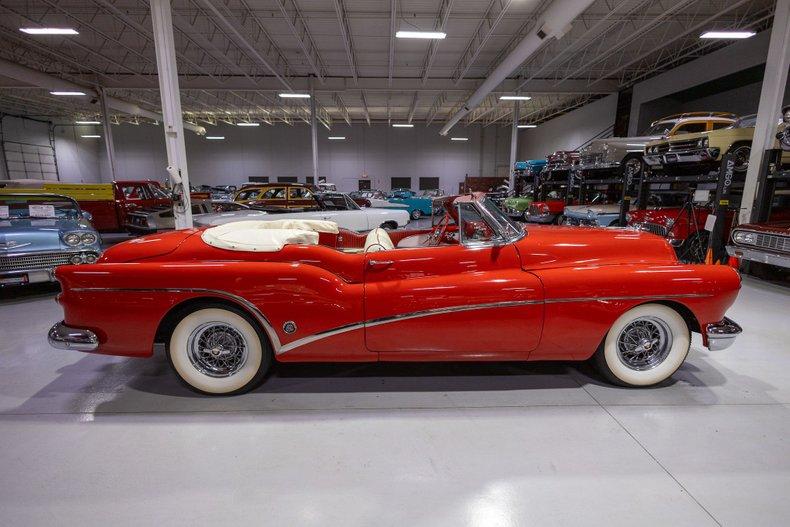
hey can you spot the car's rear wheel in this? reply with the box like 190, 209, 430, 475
380, 221, 398, 230
411, 209, 422, 220
594, 303, 690, 387
167, 306, 272, 395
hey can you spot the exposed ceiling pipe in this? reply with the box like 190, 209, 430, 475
0, 57, 206, 135
439, 0, 596, 135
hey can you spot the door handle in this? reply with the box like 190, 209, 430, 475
367, 259, 393, 269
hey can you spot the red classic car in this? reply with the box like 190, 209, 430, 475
48, 194, 742, 395
727, 221, 789, 269
524, 199, 568, 224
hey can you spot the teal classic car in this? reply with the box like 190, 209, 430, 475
387, 188, 444, 220
0, 193, 101, 286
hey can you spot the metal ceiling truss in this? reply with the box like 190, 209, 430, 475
452, 0, 513, 83
274, 0, 326, 81
333, 0, 359, 82
419, 0, 454, 84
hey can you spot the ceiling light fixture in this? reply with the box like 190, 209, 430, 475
236, 122, 260, 127
328, 136, 346, 140
205, 136, 225, 140
50, 91, 86, 96
517, 124, 537, 129
392, 123, 414, 128
700, 30, 756, 39
278, 93, 310, 98
80, 135, 101, 138
20, 27, 78, 35
500, 95, 532, 101
450, 137, 468, 141
395, 30, 446, 39
75, 120, 100, 125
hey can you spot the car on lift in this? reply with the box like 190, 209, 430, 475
580, 112, 737, 179
125, 201, 250, 235
49, 193, 742, 395
0, 193, 101, 286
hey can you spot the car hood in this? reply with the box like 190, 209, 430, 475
517, 225, 677, 269
98, 229, 199, 263
564, 203, 623, 217
584, 135, 661, 153
733, 221, 790, 236
0, 217, 92, 252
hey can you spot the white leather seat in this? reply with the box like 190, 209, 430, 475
202, 221, 319, 252
363, 228, 394, 253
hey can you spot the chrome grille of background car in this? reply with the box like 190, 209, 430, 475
754, 233, 789, 253
654, 143, 671, 154
0, 252, 72, 272
668, 138, 699, 152
638, 223, 669, 237
565, 217, 597, 227
580, 153, 603, 165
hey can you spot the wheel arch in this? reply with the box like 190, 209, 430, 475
642, 299, 701, 333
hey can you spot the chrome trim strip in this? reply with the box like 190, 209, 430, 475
69, 288, 712, 354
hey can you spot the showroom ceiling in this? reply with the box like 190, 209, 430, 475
0, 0, 776, 129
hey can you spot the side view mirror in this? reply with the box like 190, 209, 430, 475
81, 210, 93, 221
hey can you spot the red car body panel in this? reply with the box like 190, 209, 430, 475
54, 216, 741, 363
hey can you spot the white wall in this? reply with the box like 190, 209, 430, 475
517, 94, 617, 160
48, 121, 513, 193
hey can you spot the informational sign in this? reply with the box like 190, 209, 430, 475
693, 189, 710, 203
704, 213, 717, 232
28, 204, 56, 218
0, 205, 8, 218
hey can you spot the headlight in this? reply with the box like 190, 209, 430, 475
733, 231, 757, 245
81, 233, 97, 245
697, 137, 709, 148
64, 232, 81, 246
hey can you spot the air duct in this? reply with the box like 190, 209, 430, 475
0, 57, 206, 135
439, 0, 596, 135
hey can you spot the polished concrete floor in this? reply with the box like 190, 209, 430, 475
0, 276, 789, 526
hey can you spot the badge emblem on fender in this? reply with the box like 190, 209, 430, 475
283, 321, 297, 334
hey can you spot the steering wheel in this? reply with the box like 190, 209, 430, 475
424, 213, 451, 246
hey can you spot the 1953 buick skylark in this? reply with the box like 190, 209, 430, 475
49, 194, 742, 395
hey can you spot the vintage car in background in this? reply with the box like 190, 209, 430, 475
209, 185, 237, 201
49, 193, 742, 395
727, 221, 789, 270
126, 201, 249, 234
562, 194, 666, 228
644, 114, 790, 174
349, 190, 410, 210
316, 182, 337, 192
524, 191, 570, 224
196, 191, 410, 231
387, 189, 443, 220
545, 150, 580, 171
502, 191, 534, 220
0, 193, 101, 286
234, 182, 316, 209
580, 112, 736, 178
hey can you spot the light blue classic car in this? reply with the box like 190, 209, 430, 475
0, 193, 101, 286
387, 188, 445, 220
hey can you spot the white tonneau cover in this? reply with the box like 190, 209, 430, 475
201, 219, 338, 252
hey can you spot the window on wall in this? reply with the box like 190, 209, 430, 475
390, 177, 411, 190
306, 177, 314, 185
277, 176, 298, 183
249, 176, 269, 183
419, 177, 440, 190
358, 179, 371, 190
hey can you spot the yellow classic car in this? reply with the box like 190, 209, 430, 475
644, 113, 790, 174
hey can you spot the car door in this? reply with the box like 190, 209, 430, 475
288, 186, 315, 209
363, 201, 544, 358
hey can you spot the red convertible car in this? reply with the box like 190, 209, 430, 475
49, 194, 742, 395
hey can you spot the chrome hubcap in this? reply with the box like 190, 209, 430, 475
616, 316, 673, 371
187, 322, 248, 378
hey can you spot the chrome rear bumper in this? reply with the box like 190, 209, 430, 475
727, 245, 790, 269
705, 317, 742, 351
48, 321, 99, 352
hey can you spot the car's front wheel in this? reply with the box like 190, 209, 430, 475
167, 306, 272, 395
594, 303, 690, 387
411, 209, 422, 220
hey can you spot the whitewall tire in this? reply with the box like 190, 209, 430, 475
595, 303, 690, 387
167, 307, 272, 395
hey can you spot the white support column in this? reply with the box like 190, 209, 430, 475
508, 101, 520, 190
150, 0, 192, 229
98, 87, 117, 182
740, 0, 790, 224
310, 81, 319, 183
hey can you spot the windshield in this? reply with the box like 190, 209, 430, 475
317, 193, 359, 210
0, 195, 81, 220
478, 197, 524, 241
150, 185, 170, 199
733, 114, 757, 128
642, 121, 675, 136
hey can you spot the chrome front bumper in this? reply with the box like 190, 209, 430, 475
578, 161, 620, 171
727, 245, 790, 269
524, 213, 556, 224
644, 147, 720, 166
48, 321, 99, 352
705, 317, 742, 351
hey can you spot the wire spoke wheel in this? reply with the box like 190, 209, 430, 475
679, 231, 710, 264
616, 316, 673, 371
187, 322, 248, 378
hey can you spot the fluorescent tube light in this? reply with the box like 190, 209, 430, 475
395, 31, 446, 39
50, 91, 86, 96
328, 136, 346, 140
450, 137, 468, 141
278, 93, 310, 98
500, 95, 532, 101
237, 122, 260, 127
75, 121, 101, 125
392, 123, 414, 128
20, 27, 78, 35
80, 135, 101, 138
517, 124, 537, 129
205, 136, 225, 140
700, 31, 755, 39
